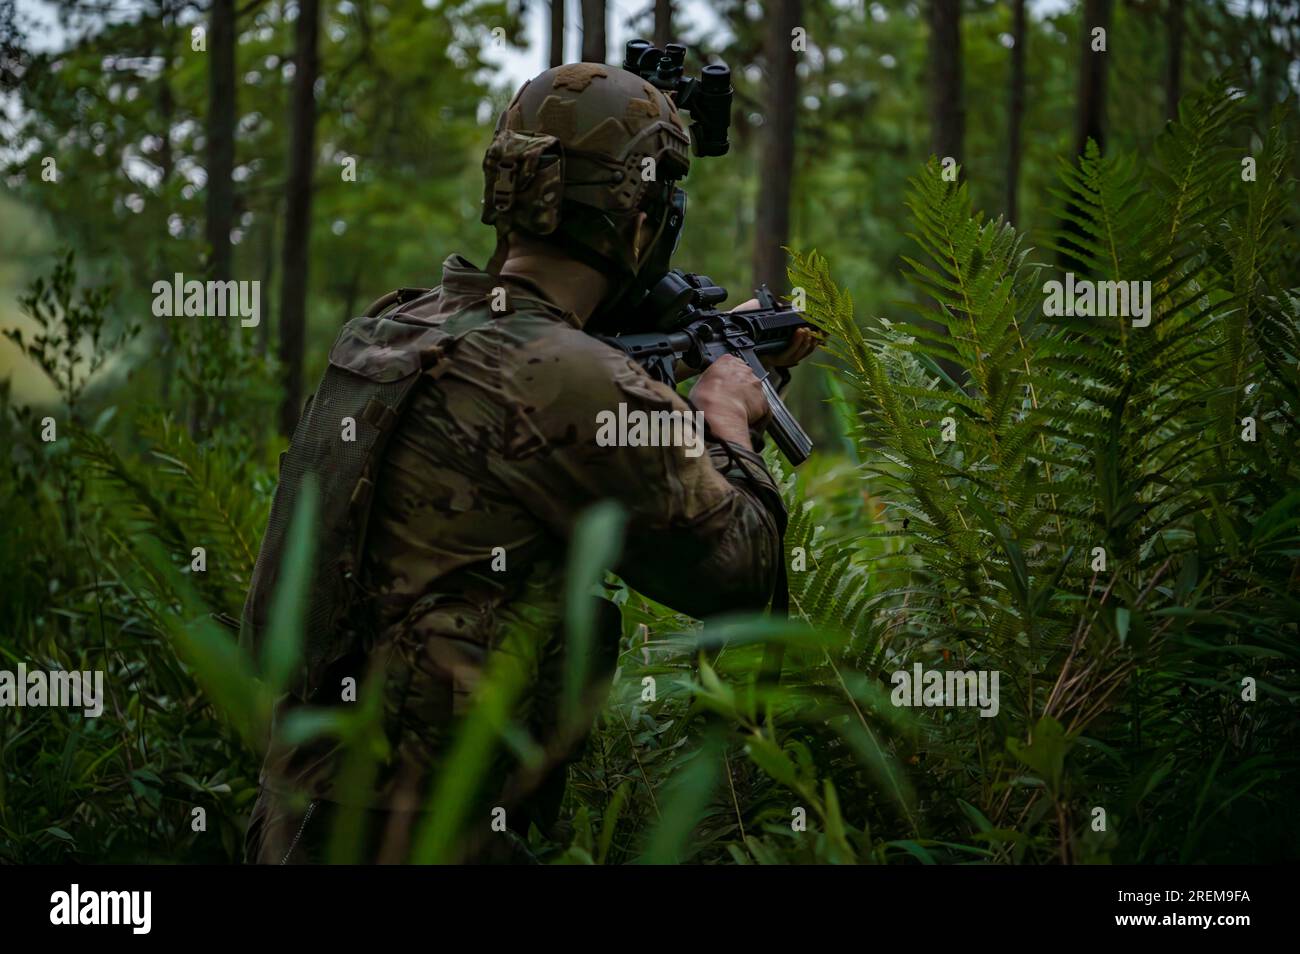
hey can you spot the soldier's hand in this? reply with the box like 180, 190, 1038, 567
729, 299, 821, 370
691, 354, 769, 448
763, 328, 819, 369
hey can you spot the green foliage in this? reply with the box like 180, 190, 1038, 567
5, 247, 135, 414
2, 71, 1298, 864
775, 84, 1300, 863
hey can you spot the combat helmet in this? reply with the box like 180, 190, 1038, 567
481, 61, 694, 313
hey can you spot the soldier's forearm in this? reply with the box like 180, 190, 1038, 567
617, 443, 786, 617
620, 507, 781, 617
693, 397, 753, 448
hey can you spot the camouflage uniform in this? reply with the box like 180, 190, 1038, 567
245, 258, 785, 862
245, 61, 786, 863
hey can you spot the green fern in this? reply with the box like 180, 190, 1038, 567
784, 83, 1299, 860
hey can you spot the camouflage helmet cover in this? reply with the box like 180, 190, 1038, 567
482, 63, 692, 275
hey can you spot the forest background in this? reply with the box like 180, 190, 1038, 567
1, 0, 1298, 863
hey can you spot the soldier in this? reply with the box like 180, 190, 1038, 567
243, 61, 817, 864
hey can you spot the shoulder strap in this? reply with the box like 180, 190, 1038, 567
362, 287, 434, 318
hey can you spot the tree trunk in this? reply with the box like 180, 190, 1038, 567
195, 0, 237, 434
341, 266, 362, 328
1005, 0, 1026, 224
1073, 0, 1112, 158
158, 4, 175, 192
654, 0, 672, 48
157, 2, 177, 402
1165, 0, 1184, 122
277, 0, 321, 436
1059, 0, 1112, 273
752, 0, 801, 294
206, 0, 236, 284
922, 0, 967, 386
927, 0, 964, 168
550, 0, 565, 68
580, 0, 606, 63
258, 211, 275, 358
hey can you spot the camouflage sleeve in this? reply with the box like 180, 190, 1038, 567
491, 327, 786, 617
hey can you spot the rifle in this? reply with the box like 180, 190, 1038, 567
596, 270, 815, 466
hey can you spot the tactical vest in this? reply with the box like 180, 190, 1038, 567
241, 282, 792, 700
241, 288, 454, 698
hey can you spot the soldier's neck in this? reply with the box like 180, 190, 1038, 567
498, 244, 610, 327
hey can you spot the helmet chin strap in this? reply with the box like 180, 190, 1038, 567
587, 203, 676, 331
486, 234, 510, 276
